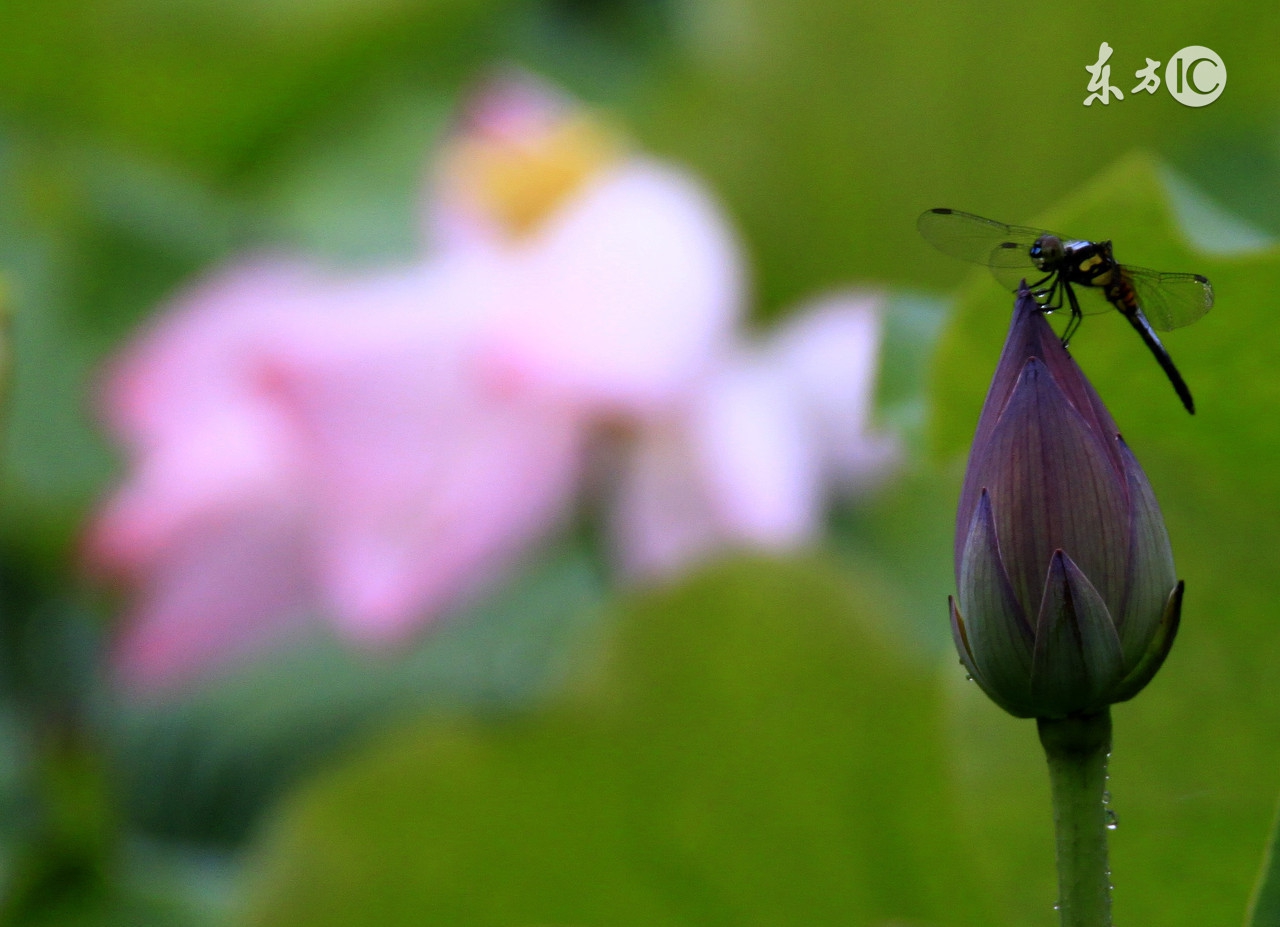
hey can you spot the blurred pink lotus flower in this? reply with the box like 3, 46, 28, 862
92, 78, 742, 691
90, 74, 897, 691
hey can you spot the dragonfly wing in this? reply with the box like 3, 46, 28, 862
1124, 266, 1214, 331
1069, 279, 1129, 316
917, 209, 1045, 274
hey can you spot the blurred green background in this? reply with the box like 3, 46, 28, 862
1, 0, 1278, 925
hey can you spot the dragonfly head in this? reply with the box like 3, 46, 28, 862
1028, 234, 1065, 272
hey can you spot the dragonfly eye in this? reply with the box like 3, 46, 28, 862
1029, 234, 1064, 271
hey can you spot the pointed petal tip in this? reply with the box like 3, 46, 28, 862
959, 488, 1032, 642
1012, 282, 1047, 322
1030, 550, 1125, 717
1112, 579, 1183, 704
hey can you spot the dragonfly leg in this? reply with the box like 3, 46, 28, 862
1037, 274, 1062, 314
1028, 272, 1054, 300
1060, 283, 1083, 346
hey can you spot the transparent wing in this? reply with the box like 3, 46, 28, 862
1123, 266, 1214, 331
917, 208, 1050, 291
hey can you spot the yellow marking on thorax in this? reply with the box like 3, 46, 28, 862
1077, 253, 1116, 287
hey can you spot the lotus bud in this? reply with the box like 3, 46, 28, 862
949, 285, 1183, 719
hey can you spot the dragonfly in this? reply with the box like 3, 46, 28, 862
917, 207, 1214, 414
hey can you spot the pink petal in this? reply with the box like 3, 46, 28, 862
479, 160, 744, 413
88, 400, 296, 576
767, 292, 900, 491
612, 356, 820, 580
90, 259, 331, 576
610, 417, 726, 579
111, 500, 316, 694
257, 261, 587, 642
102, 258, 335, 447
690, 358, 820, 547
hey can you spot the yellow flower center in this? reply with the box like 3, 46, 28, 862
441, 114, 623, 238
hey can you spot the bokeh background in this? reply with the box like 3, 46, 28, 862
2, 1, 1279, 925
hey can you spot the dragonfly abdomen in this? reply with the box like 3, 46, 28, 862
1104, 274, 1141, 317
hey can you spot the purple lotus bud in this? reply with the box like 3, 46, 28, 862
949, 285, 1183, 719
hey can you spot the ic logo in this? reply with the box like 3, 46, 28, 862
1083, 42, 1225, 108
1165, 46, 1225, 107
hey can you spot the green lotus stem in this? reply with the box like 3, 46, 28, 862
1038, 710, 1113, 927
